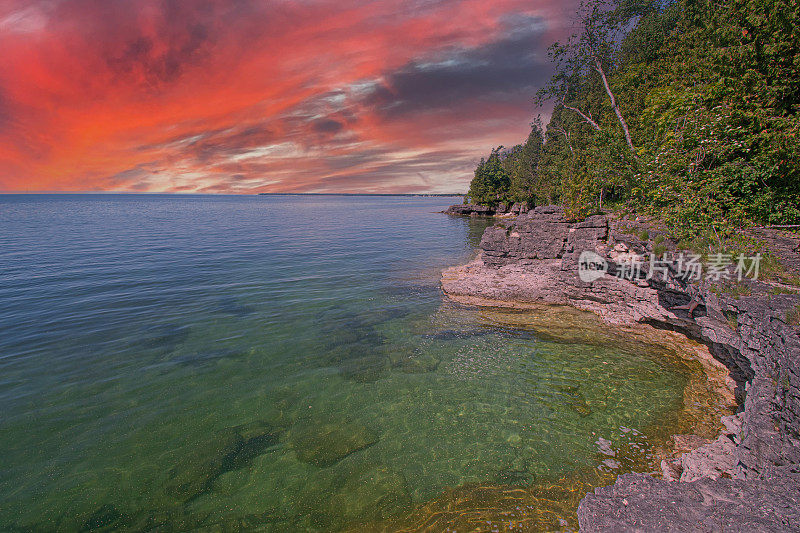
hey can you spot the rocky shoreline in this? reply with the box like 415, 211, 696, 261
442, 201, 530, 217
441, 205, 800, 530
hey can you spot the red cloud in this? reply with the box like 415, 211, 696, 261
0, 0, 574, 193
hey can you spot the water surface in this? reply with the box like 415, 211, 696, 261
1, 194, 703, 530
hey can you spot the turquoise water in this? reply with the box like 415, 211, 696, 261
0, 195, 692, 531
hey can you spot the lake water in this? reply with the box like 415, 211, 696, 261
0, 194, 705, 531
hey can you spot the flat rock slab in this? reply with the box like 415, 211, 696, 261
578, 473, 800, 532
329, 465, 411, 521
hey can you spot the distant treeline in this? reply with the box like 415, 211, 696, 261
467, 0, 799, 240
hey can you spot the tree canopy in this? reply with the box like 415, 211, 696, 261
466, 0, 800, 240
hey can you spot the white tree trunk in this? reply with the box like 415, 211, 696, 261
594, 57, 635, 152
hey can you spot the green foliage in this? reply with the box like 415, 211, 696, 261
786, 305, 800, 327
505, 120, 547, 204
467, 121, 547, 207
467, 149, 510, 206
469, 0, 799, 237
769, 286, 798, 296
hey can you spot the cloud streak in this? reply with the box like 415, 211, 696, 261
0, 0, 576, 193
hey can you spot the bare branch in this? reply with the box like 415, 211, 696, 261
560, 94, 601, 131
594, 56, 635, 152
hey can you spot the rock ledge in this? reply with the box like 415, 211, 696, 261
441, 206, 800, 530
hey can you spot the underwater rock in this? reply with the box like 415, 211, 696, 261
164, 422, 281, 502
137, 324, 190, 355
167, 348, 250, 368
323, 328, 381, 349
213, 296, 256, 317
492, 469, 534, 486
423, 326, 538, 341
346, 306, 411, 329
317, 305, 419, 381
318, 305, 409, 332
421, 328, 496, 340
219, 431, 281, 474
337, 354, 388, 382
559, 385, 592, 417
80, 504, 128, 532
233, 419, 285, 440
164, 431, 243, 502
329, 465, 411, 521
288, 418, 378, 467
388, 348, 440, 373
325, 339, 384, 364
326, 340, 390, 382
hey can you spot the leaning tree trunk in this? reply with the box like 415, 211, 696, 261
594, 57, 635, 153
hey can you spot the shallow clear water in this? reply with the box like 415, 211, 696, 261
1, 194, 695, 531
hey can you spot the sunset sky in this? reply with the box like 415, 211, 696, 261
0, 0, 576, 194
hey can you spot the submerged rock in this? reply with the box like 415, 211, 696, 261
137, 323, 190, 356
167, 348, 250, 368
213, 296, 256, 317
164, 422, 281, 502
559, 385, 592, 417
388, 348, 440, 373
219, 431, 281, 474
325, 339, 390, 382
492, 469, 535, 486
80, 504, 128, 532
335, 351, 388, 382
164, 432, 243, 502
288, 418, 378, 467
329, 465, 411, 521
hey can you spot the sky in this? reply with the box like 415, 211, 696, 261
0, 0, 577, 194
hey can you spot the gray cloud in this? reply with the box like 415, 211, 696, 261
364, 16, 553, 117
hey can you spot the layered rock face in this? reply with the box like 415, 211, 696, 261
441, 206, 800, 530
443, 202, 530, 217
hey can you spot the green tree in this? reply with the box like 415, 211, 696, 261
472, 0, 799, 233
467, 148, 510, 206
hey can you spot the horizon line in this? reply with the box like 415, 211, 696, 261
0, 191, 466, 196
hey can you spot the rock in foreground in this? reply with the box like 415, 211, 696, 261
578, 471, 800, 532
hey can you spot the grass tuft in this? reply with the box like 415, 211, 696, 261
786, 305, 800, 327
